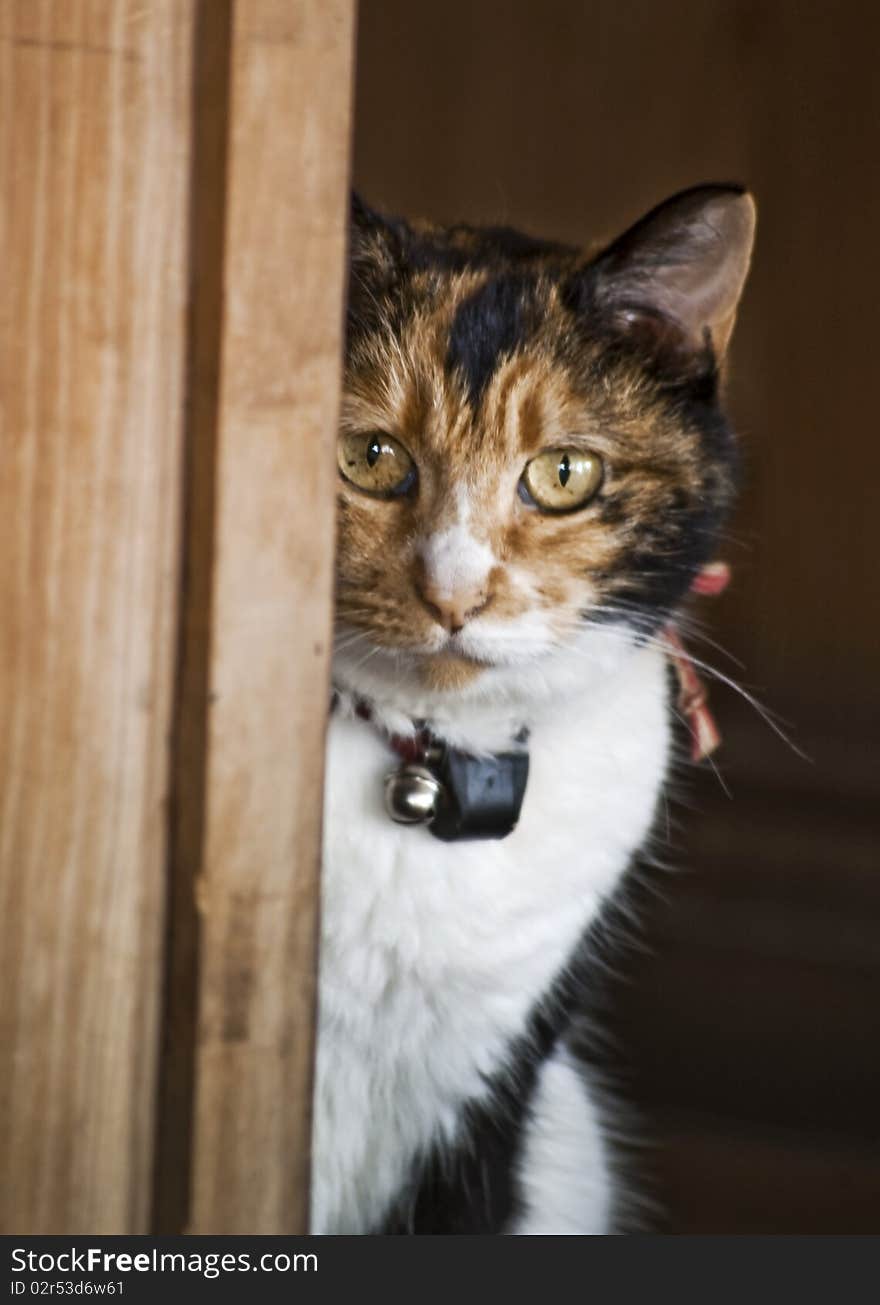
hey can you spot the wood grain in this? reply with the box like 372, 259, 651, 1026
185, 0, 355, 1234
0, 0, 194, 1233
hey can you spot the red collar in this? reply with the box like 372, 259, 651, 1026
666, 561, 730, 761
353, 700, 432, 765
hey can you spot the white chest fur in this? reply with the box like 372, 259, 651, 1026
310, 641, 670, 1234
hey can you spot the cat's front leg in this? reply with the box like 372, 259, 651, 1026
510, 1042, 615, 1235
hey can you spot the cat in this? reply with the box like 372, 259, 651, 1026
311, 185, 755, 1234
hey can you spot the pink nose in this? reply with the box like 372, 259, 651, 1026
418, 580, 491, 634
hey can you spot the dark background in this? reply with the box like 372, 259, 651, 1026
352, 0, 880, 1232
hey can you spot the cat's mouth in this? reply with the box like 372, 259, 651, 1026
333, 613, 565, 696
414, 618, 559, 673
430, 642, 491, 666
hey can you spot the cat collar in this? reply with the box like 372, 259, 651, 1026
338, 698, 530, 842
382, 728, 530, 841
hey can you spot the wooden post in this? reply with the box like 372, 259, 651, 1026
1, 0, 354, 1235
181, 0, 354, 1235
0, 0, 195, 1233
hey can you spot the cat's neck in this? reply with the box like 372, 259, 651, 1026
331, 621, 646, 754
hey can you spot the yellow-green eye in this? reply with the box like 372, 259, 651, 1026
521, 448, 603, 512
338, 432, 417, 497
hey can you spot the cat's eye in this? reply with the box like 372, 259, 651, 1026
520, 448, 603, 513
338, 431, 417, 498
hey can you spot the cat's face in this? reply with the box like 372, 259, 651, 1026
335, 188, 755, 699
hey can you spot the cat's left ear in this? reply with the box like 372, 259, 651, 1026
590, 185, 757, 364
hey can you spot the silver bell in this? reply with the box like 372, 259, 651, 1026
383, 764, 443, 825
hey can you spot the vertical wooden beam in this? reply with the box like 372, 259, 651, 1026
0, 1, 194, 1233
1, 0, 351, 1237
151, 0, 234, 1237
184, 0, 355, 1233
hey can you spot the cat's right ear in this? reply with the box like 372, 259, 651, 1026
351, 193, 397, 253
348, 194, 405, 337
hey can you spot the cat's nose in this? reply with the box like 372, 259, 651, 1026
417, 580, 491, 635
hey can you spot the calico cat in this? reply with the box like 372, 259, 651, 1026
312, 186, 755, 1234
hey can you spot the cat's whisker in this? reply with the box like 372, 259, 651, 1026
588, 602, 746, 668
594, 621, 809, 761
333, 633, 377, 657
668, 703, 734, 798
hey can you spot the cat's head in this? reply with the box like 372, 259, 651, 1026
334, 186, 755, 710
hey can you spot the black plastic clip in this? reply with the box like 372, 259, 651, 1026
429, 746, 530, 842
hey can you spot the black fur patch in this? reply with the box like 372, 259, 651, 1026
608, 402, 737, 629
375, 999, 558, 1232
404, 223, 573, 276
446, 275, 540, 408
